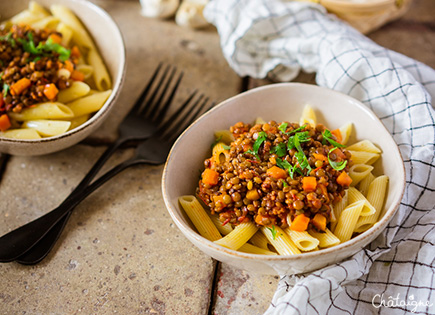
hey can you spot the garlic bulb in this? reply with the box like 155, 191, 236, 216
175, 0, 210, 29
140, 0, 180, 19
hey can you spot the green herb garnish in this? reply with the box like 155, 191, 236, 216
270, 143, 287, 157
267, 225, 278, 240
211, 135, 223, 149
223, 144, 231, 150
246, 131, 267, 159
41, 37, 71, 61
278, 122, 288, 134
328, 147, 348, 171
3, 83, 9, 97
17, 33, 71, 62
322, 129, 345, 148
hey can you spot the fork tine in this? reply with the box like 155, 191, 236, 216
139, 64, 172, 117
157, 89, 199, 132
130, 62, 164, 115
151, 69, 184, 122
164, 96, 214, 141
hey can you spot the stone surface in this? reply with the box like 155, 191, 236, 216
0, 0, 434, 314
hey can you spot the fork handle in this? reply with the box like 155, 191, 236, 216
4, 158, 157, 264
65, 138, 126, 200
0, 139, 128, 263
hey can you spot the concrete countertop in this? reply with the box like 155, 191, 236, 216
0, 0, 433, 314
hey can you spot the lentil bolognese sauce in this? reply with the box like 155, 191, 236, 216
197, 120, 353, 233
0, 24, 77, 128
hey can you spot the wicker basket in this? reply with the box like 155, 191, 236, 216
308, 0, 413, 34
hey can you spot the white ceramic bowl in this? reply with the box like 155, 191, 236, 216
162, 83, 405, 275
0, 0, 125, 156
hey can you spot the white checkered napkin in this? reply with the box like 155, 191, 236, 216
204, 1, 435, 314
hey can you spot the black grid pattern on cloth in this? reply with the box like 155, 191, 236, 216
203, 1, 435, 314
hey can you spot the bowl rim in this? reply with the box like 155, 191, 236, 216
162, 82, 406, 262
0, 0, 126, 145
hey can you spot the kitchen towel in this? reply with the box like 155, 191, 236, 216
204, 1, 435, 314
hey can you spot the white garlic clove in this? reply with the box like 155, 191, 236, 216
175, 0, 210, 29
140, 0, 180, 19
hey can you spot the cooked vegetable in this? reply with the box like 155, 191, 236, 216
202, 168, 219, 186
337, 171, 352, 187
290, 214, 310, 232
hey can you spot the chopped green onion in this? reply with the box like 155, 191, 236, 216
328, 148, 348, 171
223, 144, 231, 150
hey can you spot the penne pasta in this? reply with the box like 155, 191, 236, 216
347, 187, 376, 217
334, 201, 365, 242
30, 16, 59, 29
284, 228, 319, 252
239, 243, 277, 255
50, 4, 111, 91
357, 172, 375, 197
260, 226, 301, 255
87, 49, 112, 91
330, 190, 348, 232
214, 222, 258, 250
349, 164, 374, 187
10, 1, 50, 25
67, 90, 111, 117
212, 142, 230, 165
299, 104, 316, 127
347, 150, 380, 165
346, 140, 382, 154
8, 103, 74, 121
208, 213, 233, 236
57, 81, 91, 104
76, 64, 94, 80
249, 231, 271, 251
214, 130, 234, 144
308, 228, 341, 248
56, 22, 73, 46
22, 120, 71, 137
254, 117, 266, 124
338, 122, 353, 145
0, 128, 41, 139
354, 175, 389, 233
68, 115, 90, 130
179, 195, 222, 241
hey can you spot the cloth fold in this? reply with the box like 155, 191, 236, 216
204, 1, 435, 314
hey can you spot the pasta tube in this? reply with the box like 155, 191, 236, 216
22, 120, 71, 137
8, 103, 74, 121
214, 222, 258, 250
239, 243, 277, 255
260, 226, 301, 255
309, 228, 341, 248
354, 176, 389, 233
179, 195, 222, 241
67, 90, 111, 117
347, 187, 376, 217
334, 200, 365, 242
284, 228, 319, 252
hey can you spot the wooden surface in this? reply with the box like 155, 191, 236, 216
0, 0, 433, 314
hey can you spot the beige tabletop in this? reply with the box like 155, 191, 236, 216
0, 0, 434, 314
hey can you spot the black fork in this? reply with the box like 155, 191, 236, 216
8, 92, 213, 265
0, 64, 189, 263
